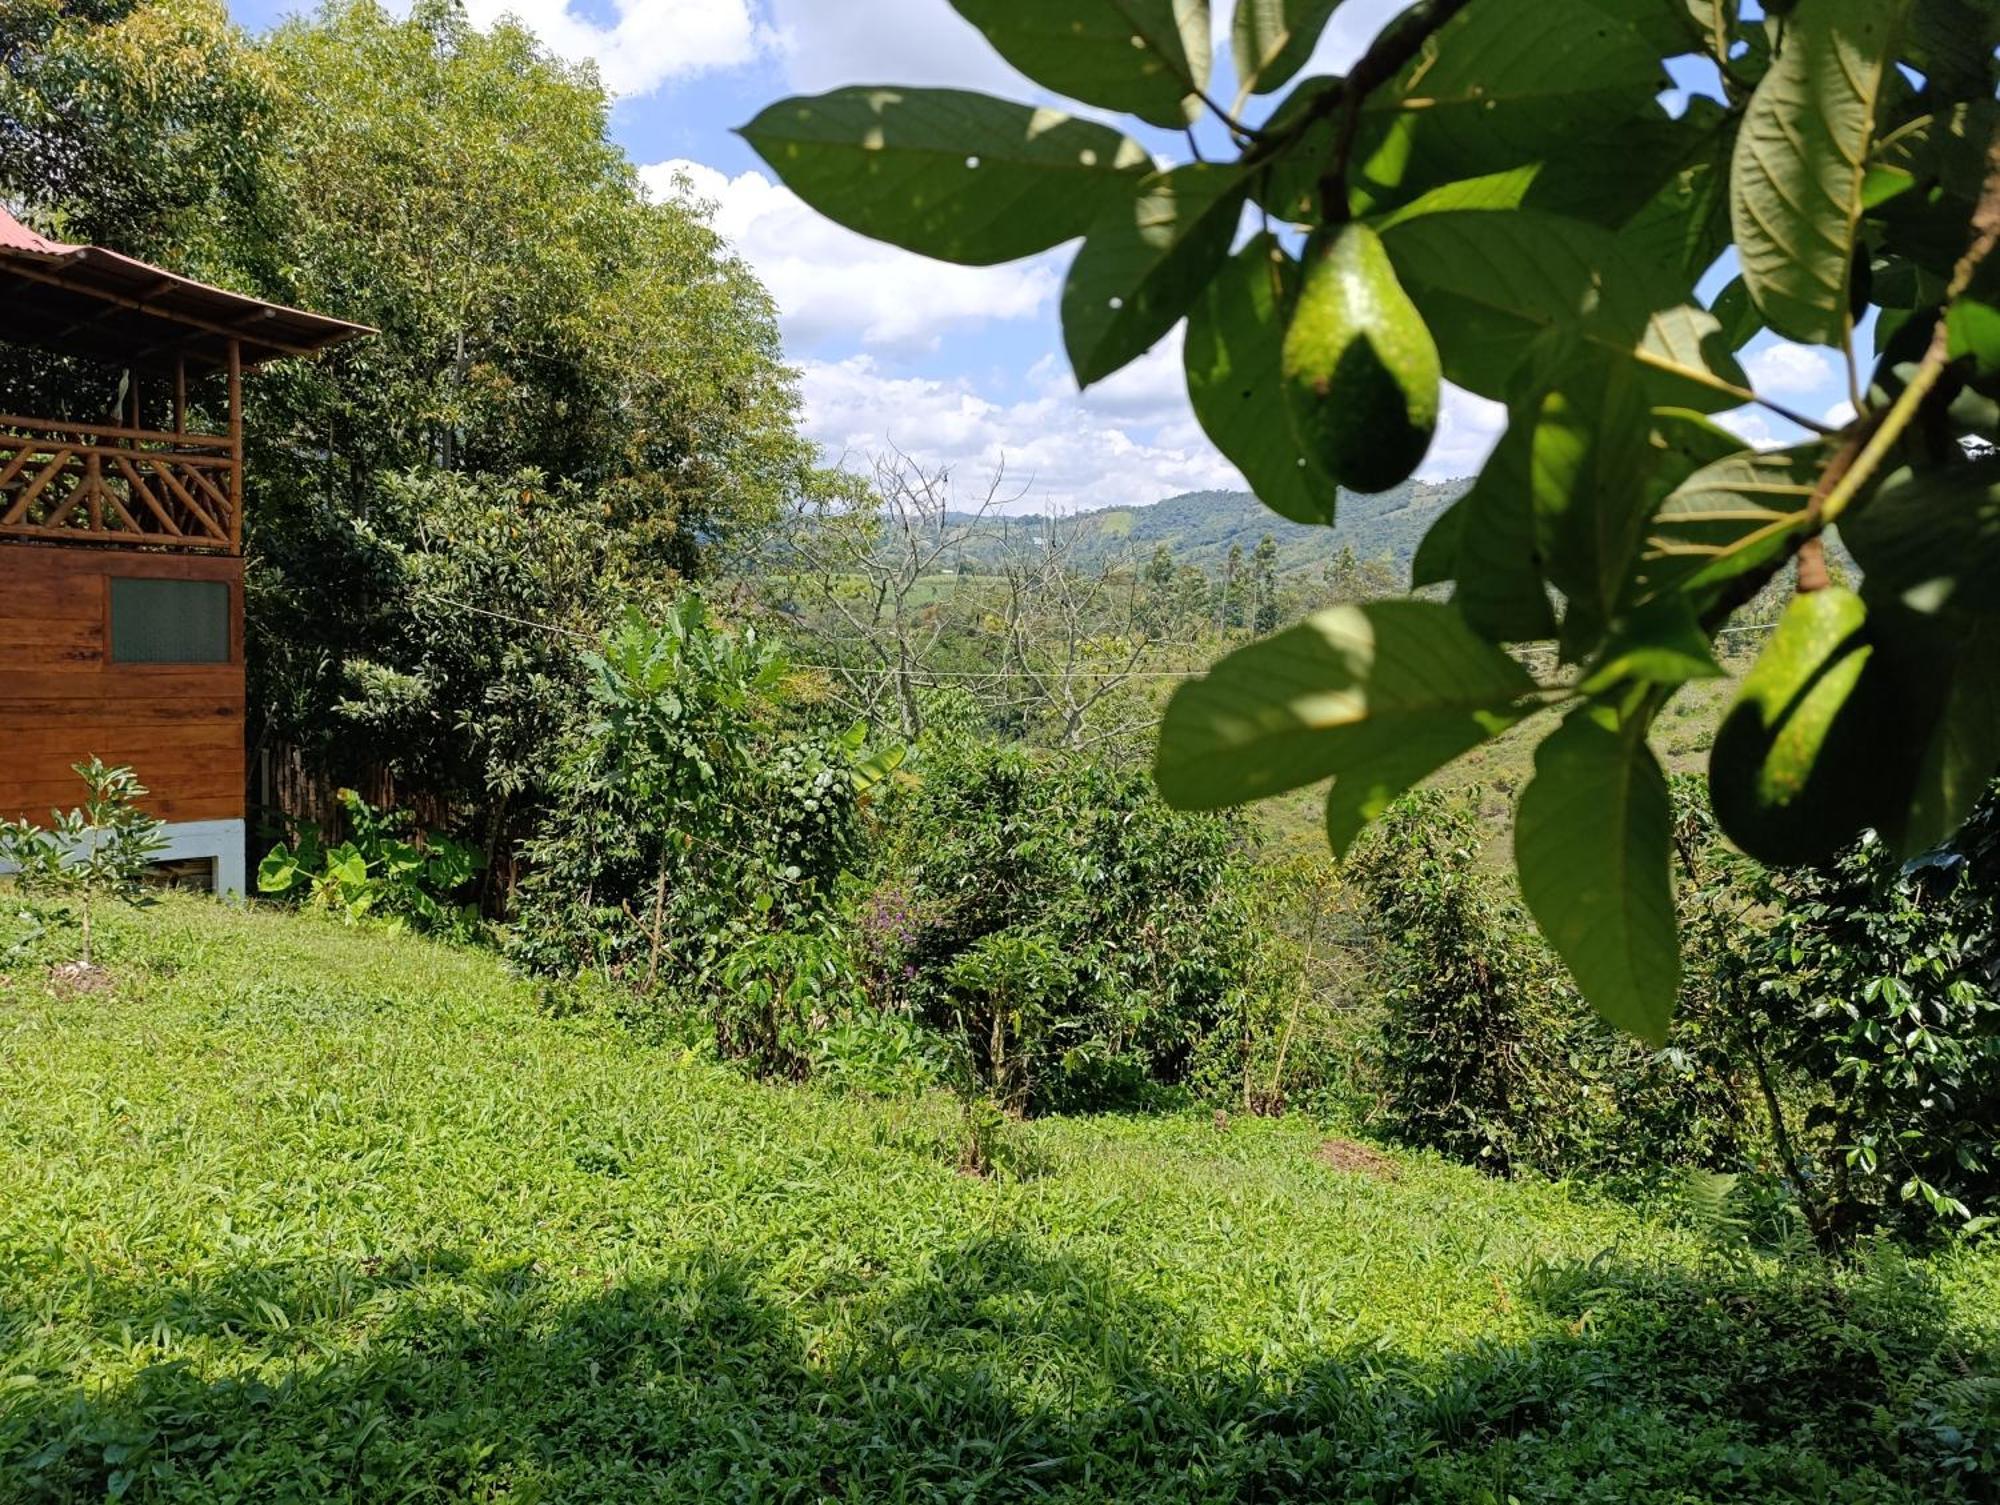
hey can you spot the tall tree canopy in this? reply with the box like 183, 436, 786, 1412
2, 0, 814, 826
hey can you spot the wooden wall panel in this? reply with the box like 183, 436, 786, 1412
0, 543, 244, 826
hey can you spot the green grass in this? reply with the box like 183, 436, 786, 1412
3, 898, 1999, 1501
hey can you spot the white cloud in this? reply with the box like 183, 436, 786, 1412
1420, 385, 1506, 481
1743, 340, 1836, 396
1715, 408, 1788, 450
461, 0, 773, 96
643, 160, 1058, 351
1823, 399, 1858, 428
800, 355, 1241, 511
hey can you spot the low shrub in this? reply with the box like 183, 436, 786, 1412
861, 736, 1261, 1115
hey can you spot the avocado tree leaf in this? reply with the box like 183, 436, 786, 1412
1529, 356, 1658, 658
1947, 259, 2000, 376
1379, 209, 1749, 411
1580, 598, 1724, 695
1452, 413, 1559, 643
1730, 0, 1908, 345
1843, 458, 2000, 613
1410, 492, 1469, 588
1516, 705, 1680, 1045
1637, 442, 1826, 599
1322, 710, 1526, 857
949, 0, 1211, 128
1155, 599, 1536, 811
1184, 233, 1336, 525
1351, 0, 1665, 196
1899, 618, 2000, 855
739, 88, 1153, 266
1709, 277, 1763, 350
1232, 0, 1342, 97
1064, 162, 1248, 387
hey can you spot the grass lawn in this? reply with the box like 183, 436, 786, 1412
3, 897, 1999, 1501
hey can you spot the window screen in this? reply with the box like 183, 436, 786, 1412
109, 578, 231, 664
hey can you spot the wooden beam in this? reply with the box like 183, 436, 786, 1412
0, 260, 318, 360
227, 339, 242, 553
174, 359, 187, 435
111, 452, 183, 536
0, 414, 231, 448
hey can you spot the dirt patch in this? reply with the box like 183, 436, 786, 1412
46, 961, 114, 996
1319, 1138, 1401, 1181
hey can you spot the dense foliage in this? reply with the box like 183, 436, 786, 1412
1740, 790, 2000, 1237
1348, 787, 1746, 1187
747, 0, 2000, 1046
864, 735, 1258, 1114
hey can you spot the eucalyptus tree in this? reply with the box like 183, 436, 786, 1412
742, 0, 1999, 1041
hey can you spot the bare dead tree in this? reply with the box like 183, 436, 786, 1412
996, 509, 1156, 755
769, 449, 1025, 739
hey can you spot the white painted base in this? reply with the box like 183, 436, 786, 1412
156, 819, 247, 897
0, 817, 244, 897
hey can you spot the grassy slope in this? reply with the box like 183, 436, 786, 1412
2, 900, 1997, 1501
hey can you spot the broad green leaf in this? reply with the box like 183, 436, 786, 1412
1516, 705, 1680, 1044
1251, 74, 1340, 224
1064, 163, 1247, 386
1637, 442, 1825, 598
1184, 233, 1335, 525
1322, 709, 1521, 857
1843, 458, 2000, 613
1452, 413, 1558, 644
1906, 0, 2000, 104
1232, 0, 1342, 97
1580, 599, 1725, 695
1410, 493, 1468, 588
949, 0, 1211, 129
1948, 259, 2000, 376
1155, 599, 1535, 810
1578, 0, 1705, 53
1649, 407, 1751, 497
1527, 355, 1657, 657
1612, 114, 1738, 285
1351, 0, 1664, 196
1379, 209, 1748, 410
739, 89, 1151, 266
1898, 618, 2000, 855
1709, 277, 1762, 350
1730, 0, 1908, 345
1683, 0, 1737, 60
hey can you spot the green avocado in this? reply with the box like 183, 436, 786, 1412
1280, 223, 1440, 495
1708, 587, 1887, 866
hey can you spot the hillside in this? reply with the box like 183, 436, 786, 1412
3, 898, 1999, 1501
949, 479, 1470, 580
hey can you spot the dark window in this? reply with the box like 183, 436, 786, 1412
109, 578, 230, 664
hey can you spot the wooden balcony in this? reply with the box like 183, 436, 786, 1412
0, 413, 241, 553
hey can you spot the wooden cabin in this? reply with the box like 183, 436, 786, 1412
0, 207, 369, 893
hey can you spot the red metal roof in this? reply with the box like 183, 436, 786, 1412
0, 205, 372, 372
0, 208, 75, 256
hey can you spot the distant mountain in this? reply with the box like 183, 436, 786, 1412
947, 478, 1473, 580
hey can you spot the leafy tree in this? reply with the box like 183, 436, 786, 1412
1250, 532, 1280, 633
745, 0, 2000, 1041
0, 760, 165, 969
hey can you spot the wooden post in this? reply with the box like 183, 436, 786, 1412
174, 358, 187, 435
227, 338, 243, 552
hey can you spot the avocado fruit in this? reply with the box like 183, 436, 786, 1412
1708, 587, 1893, 866
1281, 223, 1440, 495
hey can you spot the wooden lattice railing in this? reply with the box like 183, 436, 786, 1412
0, 416, 240, 552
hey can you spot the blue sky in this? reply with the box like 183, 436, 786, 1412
226, 0, 1856, 514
